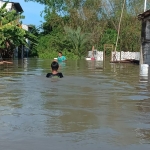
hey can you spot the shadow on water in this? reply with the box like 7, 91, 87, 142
0, 58, 150, 150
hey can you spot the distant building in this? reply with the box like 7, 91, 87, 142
0, 0, 23, 13
21, 24, 34, 58
14, 24, 34, 59
138, 10, 150, 65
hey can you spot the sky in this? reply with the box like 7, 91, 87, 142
10, 0, 45, 26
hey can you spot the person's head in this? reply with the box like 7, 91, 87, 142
51, 61, 59, 71
58, 52, 62, 57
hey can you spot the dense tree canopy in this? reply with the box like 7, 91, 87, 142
24, 0, 148, 58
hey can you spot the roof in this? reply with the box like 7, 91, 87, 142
13, 2, 23, 12
138, 9, 150, 20
2, 1, 23, 12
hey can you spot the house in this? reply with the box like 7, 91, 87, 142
0, 0, 23, 13
21, 24, 34, 58
138, 10, 150, 65
14, 24, 34, 59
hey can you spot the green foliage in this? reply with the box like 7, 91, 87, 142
99, 28, 117, 54
28, 25, 40, 57
36, 32, 79, 59
37, 29, 66, 54
63, 49, 80, 59
36, 25, 90, 59
38, 48, 79, 59
0, 2, 37, 58
25, 0, 144, 58
64, 26, 91, 58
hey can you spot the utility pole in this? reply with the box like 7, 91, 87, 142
114, 0, 126, 53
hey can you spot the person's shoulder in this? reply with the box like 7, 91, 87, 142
46, 73, 63, 78
58, 72, 63, 78
46, 73, 52, 78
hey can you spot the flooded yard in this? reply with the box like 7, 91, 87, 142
0, 59, 150, 150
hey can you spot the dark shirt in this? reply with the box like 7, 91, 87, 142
46, 72, 63, 78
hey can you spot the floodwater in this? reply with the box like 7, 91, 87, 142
0, 58, 150, 150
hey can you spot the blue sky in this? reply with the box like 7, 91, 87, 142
11, 0, 45, 26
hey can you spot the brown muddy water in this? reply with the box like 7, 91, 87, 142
0, 58, 150, 150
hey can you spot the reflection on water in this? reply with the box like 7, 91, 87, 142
0, 59, 150, 150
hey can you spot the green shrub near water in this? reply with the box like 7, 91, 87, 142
38, 49, 79, 59
36, 29, 81, 59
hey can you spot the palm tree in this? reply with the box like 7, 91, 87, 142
64, 26, 90, 58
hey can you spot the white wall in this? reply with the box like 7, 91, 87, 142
22, 24, 29, 31
0, 1, 12, 11
111, 51, 140, 61
88, 51, 103, 61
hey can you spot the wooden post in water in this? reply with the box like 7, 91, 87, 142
104, 44, 114, 64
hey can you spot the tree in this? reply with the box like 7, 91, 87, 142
64, 26, 91, 58
0, 2, 37, 59
25, 0, 145, 58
